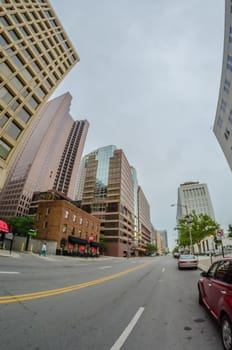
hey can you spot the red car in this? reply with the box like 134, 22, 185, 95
198, 258, 232, 350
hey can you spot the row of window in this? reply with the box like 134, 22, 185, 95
44, 208, 99, 231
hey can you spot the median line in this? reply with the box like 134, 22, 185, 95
0, 262, 151, 304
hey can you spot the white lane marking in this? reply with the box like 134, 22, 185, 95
110, 307, 145, 350
162, 267, 165, 273
99, 265, 112, 269
0, 271, 19, 274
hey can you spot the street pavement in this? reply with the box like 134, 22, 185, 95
0, 249, 227, 270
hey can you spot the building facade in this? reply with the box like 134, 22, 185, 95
176, 181, 215, 221
33, 191, 101, 256
76, 145, 152, 257
213, 0, 232, 170
76, 145, 137, 257
137, 186, 151, 249
0, 0, 79, 188
0, 93, 89, 217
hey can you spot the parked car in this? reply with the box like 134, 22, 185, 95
173, 252, 180, 259
178, 254, 198, 270
198, 258, 232, 350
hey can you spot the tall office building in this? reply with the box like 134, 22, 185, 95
76, 145, 136, 257
176, 181, 215, 221
213, 0, 232, 170
76, 145, 152, 257
0, 93, 89, 217
0, 0, 79, 188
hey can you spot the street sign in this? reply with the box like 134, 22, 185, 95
27, 229, 37, 236
216, 229, 224, 239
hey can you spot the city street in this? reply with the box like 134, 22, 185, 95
0, 254, 223, 350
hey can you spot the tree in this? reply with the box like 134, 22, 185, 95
228, 224, 232, 238
175, 211, 220, 248
146, 243, 157, 253
5, 216, 35, 236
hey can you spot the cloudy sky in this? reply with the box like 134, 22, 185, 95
50, 0, 231, 248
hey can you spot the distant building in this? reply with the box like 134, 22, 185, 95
33, 191, 101, 255
0, 93, 89, 217
0, 0, 79, 189
176, 182, 215, 221
138, 186, 151, 248
213, 0, 232, 170
76, 145, 151, 257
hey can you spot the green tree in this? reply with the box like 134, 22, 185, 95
228, 224, 232, 238
146, 243, 157, 253
5, 216, 35, 236
175, 211, 220, 248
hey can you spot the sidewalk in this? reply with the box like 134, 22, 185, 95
0, 249, 21, 258
197, 255, 230, 271
0, 249, 121, 261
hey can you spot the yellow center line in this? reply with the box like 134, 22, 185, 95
0, 261, 151, 304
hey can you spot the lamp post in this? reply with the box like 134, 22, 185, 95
171, 203, 193, 254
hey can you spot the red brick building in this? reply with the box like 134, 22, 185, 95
32, 191, 101, 255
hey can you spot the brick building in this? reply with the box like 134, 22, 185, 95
33, 191, 101, 256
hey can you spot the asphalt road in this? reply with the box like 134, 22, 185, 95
0, 254, 223, 350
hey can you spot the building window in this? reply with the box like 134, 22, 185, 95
0, 113, 10, 128
1, 32, 9, 46
6, 122, 22, 140
10, 76, 24, 91
63, 224, 67, 233
45, 208, 50, 215
80, 217, 83, 224
1, 86, 15, 104
73, 214, 77, 222
18, 107, 31, 123
43, 221, 48, 229
217, 115, 223, 128
65, 211, 69, 219
71, 227, 75, 235
1, 62, 14, 77
0, 139, 12, 160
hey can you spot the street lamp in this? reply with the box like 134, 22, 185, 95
171, 203, 193, 254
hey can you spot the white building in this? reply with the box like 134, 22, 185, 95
213, 0, 232, 171
176, 181, 215, 221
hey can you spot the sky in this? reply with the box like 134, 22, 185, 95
49, 0, 231, 248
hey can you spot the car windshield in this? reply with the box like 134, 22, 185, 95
180, 255, 196, 259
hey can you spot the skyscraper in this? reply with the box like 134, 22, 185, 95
76, 145, 152, 257
76, 145, 136, 257
213, 0, 232, 170
0, 93, 89, 217
176, 181, 215, 221
0, 0, 79, 188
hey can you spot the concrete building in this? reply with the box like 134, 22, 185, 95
138, 186, 151, 249
176, 181, 215, 221
0, 0, 79, 188
33, 190, 101, 255
76, 145, 152, 257
0, 93, 89, 217
213, 0, 232, 170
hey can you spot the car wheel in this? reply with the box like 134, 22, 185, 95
198, 287, 203, 306
221, 315, 232, 350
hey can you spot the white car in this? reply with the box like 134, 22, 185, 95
178, 254, 198, 270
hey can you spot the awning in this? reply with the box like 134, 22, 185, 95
68, 236, 88, 245
90, 241, 100, 248
0, 220, 9, 233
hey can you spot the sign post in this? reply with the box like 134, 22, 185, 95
215, 229, 224, 257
